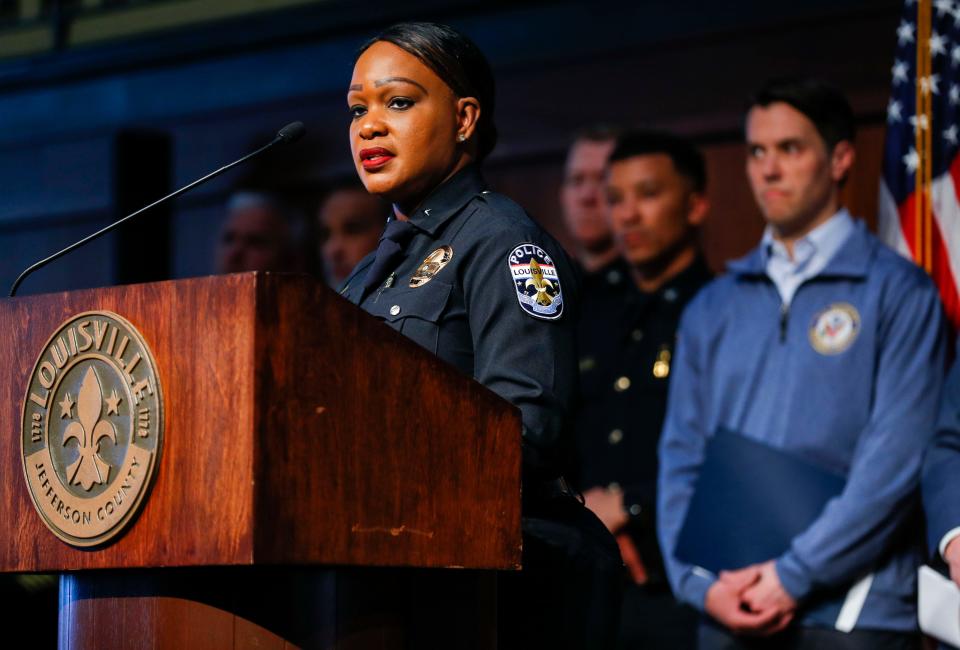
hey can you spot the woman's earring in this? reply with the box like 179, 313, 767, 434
457, 133, 466, 142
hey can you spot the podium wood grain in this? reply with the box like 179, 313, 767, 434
0, 273, 522, 572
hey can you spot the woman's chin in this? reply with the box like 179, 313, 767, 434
359, 174, 398, 199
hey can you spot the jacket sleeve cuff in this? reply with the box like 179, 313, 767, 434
679, 566, 717, 611
940, 527, 960, 559
776, 553, 814, 602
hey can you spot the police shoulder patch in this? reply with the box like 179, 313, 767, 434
508, 243, 564, 320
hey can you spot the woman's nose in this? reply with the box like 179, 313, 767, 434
358, 111, 386, 140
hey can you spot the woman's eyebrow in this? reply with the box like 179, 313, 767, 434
374, 76, 429, 93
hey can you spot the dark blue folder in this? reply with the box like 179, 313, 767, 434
675, 427, 847, 574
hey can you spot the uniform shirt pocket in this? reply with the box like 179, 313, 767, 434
381, 281, 453, 355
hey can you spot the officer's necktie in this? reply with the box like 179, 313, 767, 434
362, 218, 416, 294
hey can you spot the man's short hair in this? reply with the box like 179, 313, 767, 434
227, 191, 285, 217
608, 130, 707, 193
570, 124, 622, 147
748, 77, 855, 150
226, 190, 305, 242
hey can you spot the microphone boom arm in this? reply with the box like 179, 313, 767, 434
9, 124, 302, 297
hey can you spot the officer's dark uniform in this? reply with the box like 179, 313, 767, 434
340, 165, 622, 650
571, 254, 711, 649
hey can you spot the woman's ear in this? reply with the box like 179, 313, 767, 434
456, 96, 481, 142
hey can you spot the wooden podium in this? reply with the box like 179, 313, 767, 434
0, 273, 522, 649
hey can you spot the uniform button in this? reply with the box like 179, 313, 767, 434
631, 329, 644, 342
628, 504, 642, 516
606, 270, 622, 285
614, 376, 631, 392
389, 305, 401, 316
608, 428, 623, 445
664, 288, 678, 302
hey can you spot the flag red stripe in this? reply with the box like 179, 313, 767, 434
897, 191, 960, 330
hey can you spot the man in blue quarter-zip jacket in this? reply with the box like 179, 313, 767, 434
922, 354, 960, 587
657, 77, 947, 650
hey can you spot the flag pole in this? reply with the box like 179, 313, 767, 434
924, 0, 934, 274
916, 0, 933, 273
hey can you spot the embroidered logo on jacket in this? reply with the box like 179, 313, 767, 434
508, 243, 563, 320
809, 303, 860, 355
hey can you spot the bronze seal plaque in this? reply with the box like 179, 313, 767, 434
20, 311, 163, 547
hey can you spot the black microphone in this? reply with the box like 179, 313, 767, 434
8, 121, 307, 297
276, 121, 306, 144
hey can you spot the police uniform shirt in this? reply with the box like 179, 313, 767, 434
339, 165, 579, 477
572, 254, 711, 581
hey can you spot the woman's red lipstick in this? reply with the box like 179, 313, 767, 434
359, 147, 395, 170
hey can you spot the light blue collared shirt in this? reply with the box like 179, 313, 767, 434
762, 208, 855, 306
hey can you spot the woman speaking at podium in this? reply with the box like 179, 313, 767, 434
338, 22, 621, 649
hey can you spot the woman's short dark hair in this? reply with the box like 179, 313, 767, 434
609, 130, 707, 193
359, 22, 498, 161
748, 77, 855, 150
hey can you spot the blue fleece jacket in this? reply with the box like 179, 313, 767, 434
922, 345, 960, 557
657, 219, 946, 631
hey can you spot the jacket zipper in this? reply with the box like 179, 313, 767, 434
779, 302, 789, 343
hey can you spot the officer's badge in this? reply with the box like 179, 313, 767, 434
652, 345, 671, 379
508, 243, 563, 320
410, 246, 453, 288
809, 303, 860, 355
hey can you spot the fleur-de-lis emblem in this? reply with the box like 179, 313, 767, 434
525, 258, 555, 306
62, 367, 117, 491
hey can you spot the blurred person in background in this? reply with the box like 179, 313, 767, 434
560, 125, 620, 276
216, 190, 304, 274
571, 130, 709, 649
922, 351, 960, 587
316, 181, 387, 287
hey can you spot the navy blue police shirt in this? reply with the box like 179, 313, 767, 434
571, 254, 711, 584
338, 165, 579, 479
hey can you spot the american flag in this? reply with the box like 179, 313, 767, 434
879, 0, 960, 330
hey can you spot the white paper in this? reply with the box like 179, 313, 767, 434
834, 573, 873, 632
919, 564, 960, 648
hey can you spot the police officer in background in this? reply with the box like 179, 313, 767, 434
560, 125, 621, 275
571, 130, 711, 648
216, 190, 304, 274
316, 179, 387, 287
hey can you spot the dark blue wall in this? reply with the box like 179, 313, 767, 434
0, 0, 899, 295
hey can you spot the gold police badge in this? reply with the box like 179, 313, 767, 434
410, 245, 454, 288
20, 311, 163, 547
